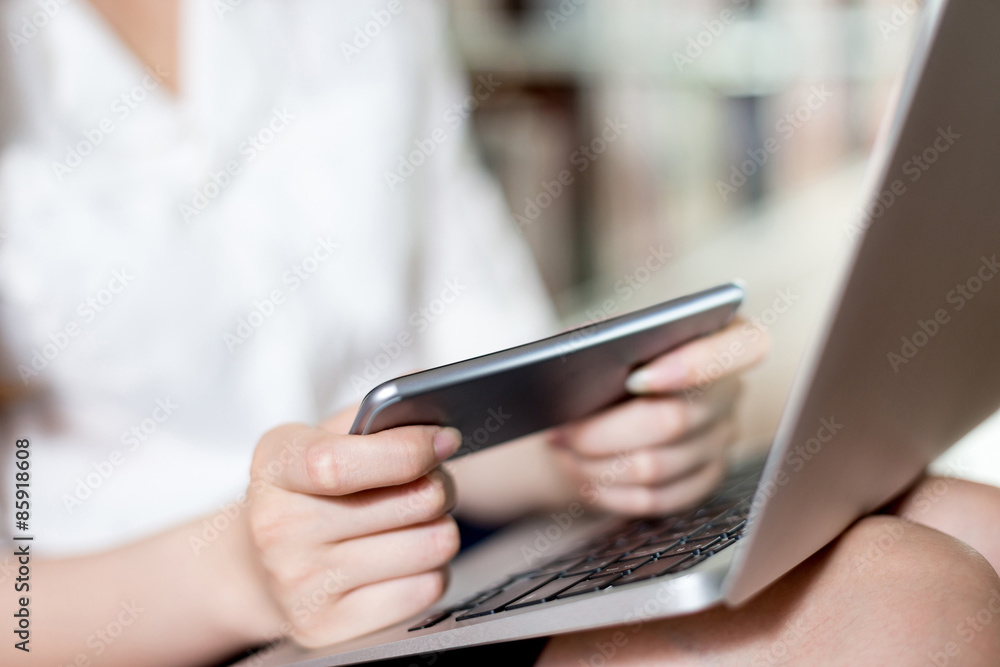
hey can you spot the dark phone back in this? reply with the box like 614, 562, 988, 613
350, 283, 743, 458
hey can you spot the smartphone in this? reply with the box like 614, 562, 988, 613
350, 283, 744, 459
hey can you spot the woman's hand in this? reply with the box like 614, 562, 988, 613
547, 317, 769, 516
245, 412, 463, 647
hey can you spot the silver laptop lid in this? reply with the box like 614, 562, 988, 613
725, 0, 1000, 605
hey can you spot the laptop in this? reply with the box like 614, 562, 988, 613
238, 0, 1000, 663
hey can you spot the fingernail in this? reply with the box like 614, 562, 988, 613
434, 427, 462, 461
626, 358, 686, 393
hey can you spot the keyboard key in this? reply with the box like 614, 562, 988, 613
658, 535, 722, 558
611, 554, 694, 585
504, 574, 594, 610
452, 587, 504, 611
408, 609, 454, 631
563, 554, 623, 576
626, 536, 685, 559
701, 519, 747, 539
664, 552, 710, 574
589, 534, 651, 558
596, 556, 652, 577
706, 534, 742, 555
521, 556, 591, 579
455, 576, 557, 621
554, 573, 622, 599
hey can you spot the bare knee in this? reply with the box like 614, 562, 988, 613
539, 516, 1000, 666
791, 515, 1000, 665
894, 476, 1000, 573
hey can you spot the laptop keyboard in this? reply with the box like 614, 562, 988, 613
408, 463, 761, 631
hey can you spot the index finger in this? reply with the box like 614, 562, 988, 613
625, 317, 769, 394
252, 423, 462, 495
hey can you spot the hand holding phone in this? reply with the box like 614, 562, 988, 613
351, 284, 745, 460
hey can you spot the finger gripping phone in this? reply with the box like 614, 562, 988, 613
350, 283, 744, 459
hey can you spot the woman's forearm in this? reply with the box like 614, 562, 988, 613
447, 434, 580, 525
13, 508, 281, 667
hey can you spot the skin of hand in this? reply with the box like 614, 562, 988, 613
244, 411, 464, 648
545, 316, 769, 516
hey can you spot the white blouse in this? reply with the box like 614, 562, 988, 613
0, 0, 555, 555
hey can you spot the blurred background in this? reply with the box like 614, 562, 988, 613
444, 0, 1000, 483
